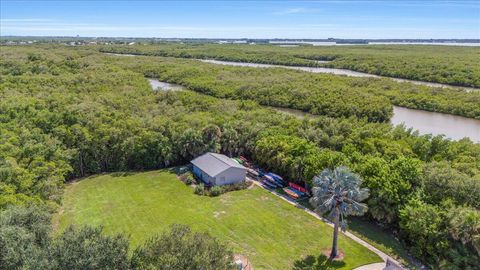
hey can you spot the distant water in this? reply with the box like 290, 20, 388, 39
391, 106, 480, 143
269, 41, 480, 47
199, 59, 375, 77
148, 79, 185, 91
199, 59, 478, 92
103, 52, 136, 57
104, 52, 478, 92
368, 42, 480, 47
272, 106, 480, 143
276, 44, 300, 47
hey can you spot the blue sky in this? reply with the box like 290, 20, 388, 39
1, 1, 479, 38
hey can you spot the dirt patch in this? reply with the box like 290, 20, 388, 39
258, 196, 269, 201
234, 254, 253, 270
220, 195, 232, 205
321, 249, 345, 261
213, 210, 226, 218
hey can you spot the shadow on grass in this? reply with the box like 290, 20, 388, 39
292, 254, 346, 270
110, 171, 136, 177
167, 165, 191, 175
348, 217, 415, 267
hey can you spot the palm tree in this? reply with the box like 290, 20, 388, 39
310, 166, 369, 260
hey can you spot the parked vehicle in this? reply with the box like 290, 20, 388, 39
263, 175, 281, 188
262, 179, 277, 189
283, 182, 307, 199
255, 168, 266, 177
289, 182, 306, 194
283, 187, 300, 199
247, 168, 259, 179
265, 173, 286, 187
233, 158, 244, 165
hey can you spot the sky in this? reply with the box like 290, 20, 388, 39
1, 1, 479, 39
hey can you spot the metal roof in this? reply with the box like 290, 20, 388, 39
191, 152, 246, 177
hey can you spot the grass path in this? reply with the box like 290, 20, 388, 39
57, 170, 381, 270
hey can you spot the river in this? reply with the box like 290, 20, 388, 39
391, 106, 480, 142
273, 106, 480, 143
146, 77, 479, 142
148, 78, 480, 142
104, 52, 478, 91
199, 59, 478, 92
197, 59, 479, 141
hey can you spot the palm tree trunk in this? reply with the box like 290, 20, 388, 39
330, 207, 339, 259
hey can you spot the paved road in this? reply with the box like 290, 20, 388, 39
249, 179, 405, 270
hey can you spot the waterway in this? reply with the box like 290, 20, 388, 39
199, 59, 478, 92
141, 64, 480, 143
273, 106, 480, 143
104, 52, 478, 91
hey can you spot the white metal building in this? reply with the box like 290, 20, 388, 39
191, 153, 246, 186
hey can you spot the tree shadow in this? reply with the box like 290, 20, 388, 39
167, 165, 191, 176
292, 254, 346, 270
110, 171, 135, 177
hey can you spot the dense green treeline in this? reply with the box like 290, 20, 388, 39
100, 43, 480, 87
0, 205, 233, 270
1, 46, 479, 268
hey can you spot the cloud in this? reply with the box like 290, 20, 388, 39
273, 7, 316, 15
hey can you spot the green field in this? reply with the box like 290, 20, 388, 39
57, 170, 382, 270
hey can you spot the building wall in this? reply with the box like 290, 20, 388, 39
214, 167, 246, 185
192, 166, 214, 185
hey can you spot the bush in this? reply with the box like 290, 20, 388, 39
195, 181, 251, 197
194, 184, 205, 195
179, 172, 196, 185
210, 186, 222, 197
221, 181, 250, 193
130, 224, 233, 270
185, 177, 193, 185
0, 205, 130, 270
49, 226, 130, 270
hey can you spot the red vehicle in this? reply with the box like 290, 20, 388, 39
289, 182, 307, 194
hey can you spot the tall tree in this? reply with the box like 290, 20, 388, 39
310, 166, 369, 259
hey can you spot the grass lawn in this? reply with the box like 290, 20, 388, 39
57, 170, 382, 270
348, 218, 419, 269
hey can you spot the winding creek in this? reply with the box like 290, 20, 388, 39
273, 106, 480, 143
147, 78, 480, 143
105, 52, 478, 92
199, 59, 478, 92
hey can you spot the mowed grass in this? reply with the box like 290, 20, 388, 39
57, 170, 382, 270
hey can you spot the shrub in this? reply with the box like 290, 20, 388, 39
194, 184, 205, 195
210, 186, 222, 197
179, 172, 196, 185
184, 177, 193, 185
222, 181, 250, 193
